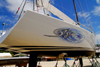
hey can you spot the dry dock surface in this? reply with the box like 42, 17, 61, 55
36, 58, 100, 67
1, 58, 100, 67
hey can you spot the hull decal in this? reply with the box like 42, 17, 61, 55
44, 28, 84, 43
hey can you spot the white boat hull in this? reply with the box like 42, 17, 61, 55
0, 10, 95, 56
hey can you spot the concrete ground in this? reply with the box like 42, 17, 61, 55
1, 58, 100, 67
36, 58, 100, 67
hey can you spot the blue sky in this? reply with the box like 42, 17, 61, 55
0, 0, 100, 44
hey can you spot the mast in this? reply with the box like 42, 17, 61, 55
73, 0, 80, 25
36, 0, 77, 24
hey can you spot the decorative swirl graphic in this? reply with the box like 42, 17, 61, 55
44, 28, 84, 43
53, 28, 84, 43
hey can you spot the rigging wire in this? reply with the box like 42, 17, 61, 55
50, 2, 74, 14
19, 0, 25, 8
78, 0, 84, 12
74, 0, 93, 32
10, 0, 25, 25
76, 0, 91, 31
78, 0, 90, 28
85, 0, 89, 12
18, 0, 27, 20
50, 0, 93, 32
61, 0, 64, 12
77, 0, 87, 24
1, 0, 25, 32
85, 0, 94, 33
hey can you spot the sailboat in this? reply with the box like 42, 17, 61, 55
0, 0, 95, 57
